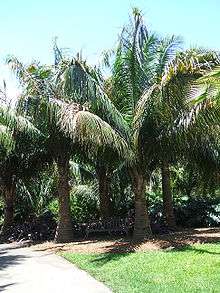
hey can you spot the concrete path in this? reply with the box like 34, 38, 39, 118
0, 243, 111, 293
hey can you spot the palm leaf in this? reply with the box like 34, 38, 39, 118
59, 105, 132, 160
0, 105, 41, 137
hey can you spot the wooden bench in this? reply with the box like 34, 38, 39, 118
85, 217, 131, 238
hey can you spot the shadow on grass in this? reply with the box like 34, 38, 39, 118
90, 252, 133, 266
88, 239, 143, 266
155, 228, 220, 250
168, 243, 220, 255
90, 241, 220, 267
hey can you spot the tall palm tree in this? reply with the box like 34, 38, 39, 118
105, 8, 220, 239
104, 8, 161, 240
103, 9, 181, 239
134, 49, 220, 230
8, 53, 130, 242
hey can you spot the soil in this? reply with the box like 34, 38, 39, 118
33, 227, 220, 253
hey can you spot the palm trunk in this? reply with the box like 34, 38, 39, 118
130, 167, 152, 241
55, 154, 74, 243
161, 160, 176, 229
96, 165, 112, 218
1, 181, 16, 233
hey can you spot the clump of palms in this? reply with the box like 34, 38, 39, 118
8, 49, 130, 242
103, 8, 220, 239
5, 8, 220, 243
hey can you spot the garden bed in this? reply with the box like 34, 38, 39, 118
33, 227, 220, 253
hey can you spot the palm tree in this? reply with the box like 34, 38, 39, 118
106, 8, 220, 239
134, 49, 220, 230
0, 104, 41, 233
103, 9, 181, 239
104, 9, 161, 240
8, 52, 130, 242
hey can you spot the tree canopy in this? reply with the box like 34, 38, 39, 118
0, 8, 219, 243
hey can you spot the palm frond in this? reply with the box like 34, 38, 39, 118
59, 105, 132, 161
59, 58, 130, 139
156, 35, 182, 79
132, 84, 161, 147
163, 49, 220, 85
0, 105, 41, 137
0, 125, 14, 153
111, 8, 151, 119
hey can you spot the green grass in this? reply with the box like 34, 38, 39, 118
61, 243, 220, 293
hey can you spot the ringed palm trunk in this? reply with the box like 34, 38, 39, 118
130, 167, 152, 241
55, 154, 74, 243
161, 160, 176, 229
96, 165, 112, 218
1, 179, 16, 233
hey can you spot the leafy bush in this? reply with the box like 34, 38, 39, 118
47, 199, 59, 221
147, 185, 220, 229
13, 169, 57, 223
70, 184, 99, 222
175, 196, 220, 228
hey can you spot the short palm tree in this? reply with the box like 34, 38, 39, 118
0, 104, 41, 233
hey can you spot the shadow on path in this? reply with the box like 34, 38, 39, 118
0, 245, 29, 271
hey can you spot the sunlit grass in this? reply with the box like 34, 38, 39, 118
62, 243, 220, 293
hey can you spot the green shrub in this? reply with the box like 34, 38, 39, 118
70, 184, 99, 222
175, 195, 220, 227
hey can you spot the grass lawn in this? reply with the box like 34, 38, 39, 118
62, 243, 220, 293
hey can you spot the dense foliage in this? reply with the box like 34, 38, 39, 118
0, 8, 219, 242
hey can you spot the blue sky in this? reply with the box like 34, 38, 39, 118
0, 0, 219, 99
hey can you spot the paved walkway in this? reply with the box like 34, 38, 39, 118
0, 243, 111, 293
